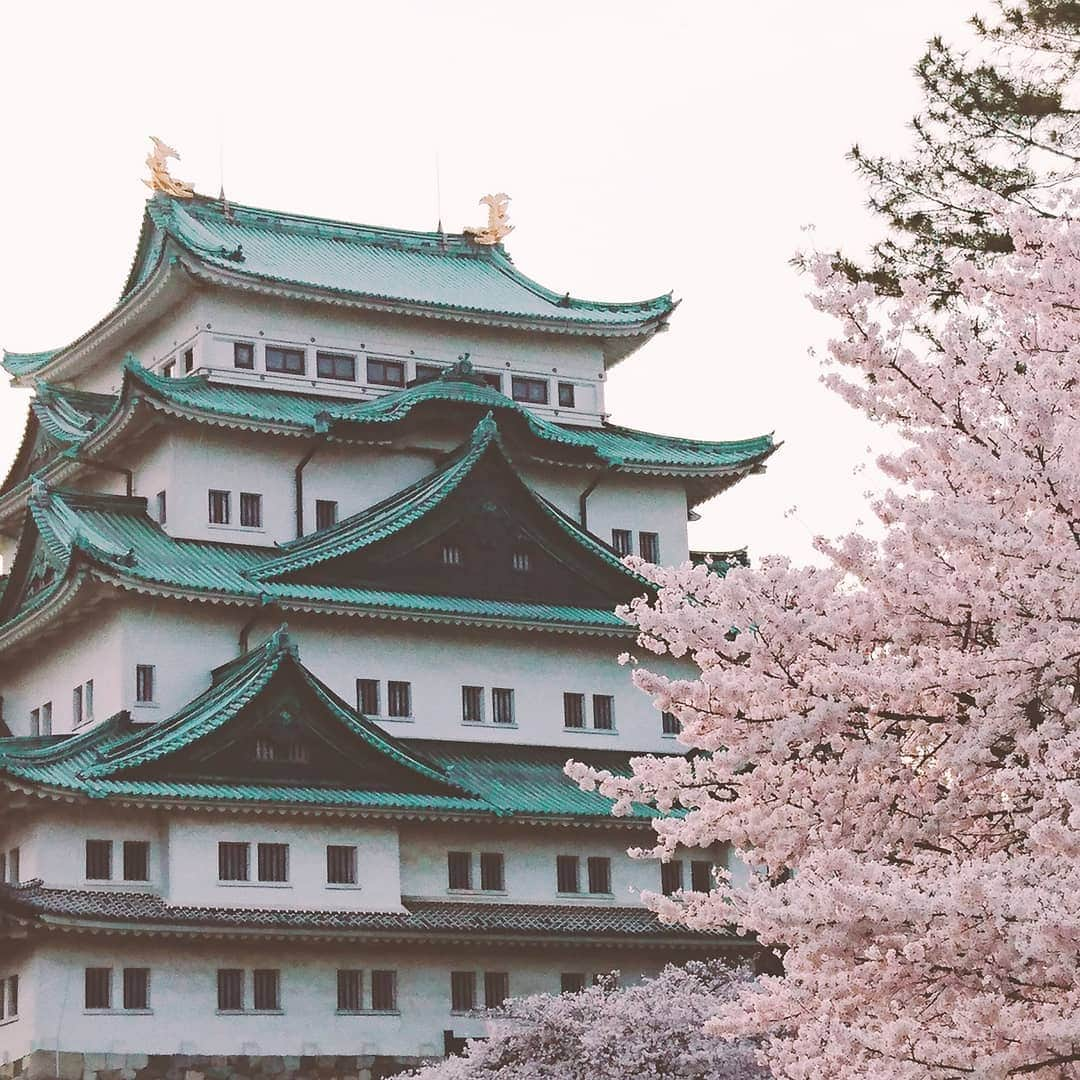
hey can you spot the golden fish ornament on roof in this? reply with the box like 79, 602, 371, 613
143, 136, 194, 199
464, 193, 513, 245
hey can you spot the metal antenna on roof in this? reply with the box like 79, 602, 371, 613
218, 137, 234, 221
435, 150, 446, 248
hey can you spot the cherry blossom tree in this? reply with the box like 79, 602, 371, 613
567, 201, 1080, 1077
392, 961, 764, 1080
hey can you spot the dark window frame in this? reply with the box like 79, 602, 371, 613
484, 971, 509, 1009
218, 841, 250, 882
316, 351, 357, 381
611, 529, 633, 557
183, 348, 194, 373
366, 357, 405, 387
370, 969, 397, 1012
639, 531, 660, 562
558, 382, 575, 408
661, 860, 684, 896
662, 711, 681, 736
479, 852, 505, 892
85, 839, 112, 881
265, 346, 306, 375
357, 678, 381, 716
387, 680, 412, 718
337, 969, 363, 1013
135, 664, 155, 704
217, 968, 244, 1012
84, 967, 112, 1010
450, 970, 476, 1013
462, 685, 484, 724
447, 851, 472, 891
252, 969, 280, 1012
587, 856, 612, 895
556, 854, 580, 894
123, 967, 150, 1010
592, 694, 615, 731
691, 859, 714, 892
123, 840, 150, 882
208, 489, 231, 525
315, 499, 338, 531
156, 490, 167, 524
233, 342, 255, 370
563, 692, 585, 729
511, 376, 549, 405
327, 845, 358, 885
239, 492, 263, 529
492, 687, 515, 725
257, 842, 289, 883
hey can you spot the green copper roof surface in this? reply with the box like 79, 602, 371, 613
1, 349, 61, 378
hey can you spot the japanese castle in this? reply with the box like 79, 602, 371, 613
0, 157, 774, 1079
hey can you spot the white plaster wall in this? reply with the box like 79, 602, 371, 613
0, 943, 35, 1067
164, 816, 402, 912
13, 938, 672, 1058
0, 607, 127, 736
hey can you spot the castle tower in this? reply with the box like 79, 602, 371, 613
0, 183, 774, 1078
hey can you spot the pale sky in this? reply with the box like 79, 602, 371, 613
0, 1, 976, 563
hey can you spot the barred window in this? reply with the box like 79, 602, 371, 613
370, 969, 397, 1012
556, 855, 580, 894
208, 489, 231, 525
30, 708, 39, 736
315, 500, 338, 531
327, 845, 357, 885
587, 856, 612, 895
638, 531, 660, 562
337, 969, 362, 1012
6, 974, 17, 1017
511, 549, 531, 572
388, 681, 411, 718
450, 970, 476, 1013
480, 852, 505, 892
611, 529, 633, 556
691, 859, 714, 892
156, 490, 167, 524
257, 843, 288, 882
123, 968, 150, 1010
233, 342, 255, 370
85, 679, 94, 722
662, 711, 681, 735
592, 695, 615, 731
563, 692, 585, 729
462, 685, 484, 724
41, 701, 51, 735
85, 839, 112, 881
123, 840, 150, 882
7, 848, 17, 885
85, 967, 111, 1010
357, 678, 380, 716
661, 860, 684, 896
561, 972, 586, 994
252, 969, 280, 1011
484, 971, 509, 1009
316, 352, 356, 381
254, 738, 276, 761
447, 851, 472, 890
492, 687, 514, 725
240, 492, 263, 529
135, 665, 155, 703
183, 348, 194, 373
511, 376, 548, 404
441, 543, 463, 566
266, 346, 306, 375
72, 684, 83, 726
366, 357, 404, 386
217, 968, 244, 1011
218, 841, 250, 882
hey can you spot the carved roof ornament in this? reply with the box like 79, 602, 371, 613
464, 193, 513, 245
143, 136, 195, 199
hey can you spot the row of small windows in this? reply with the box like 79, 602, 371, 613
611, 529, 660, 563
161, 348, 195, 379
440, 542, 532, 573
201, 489, 340, 532
85, 839, 150, 882
218, 842, 362, 886
229, 341, 583, 409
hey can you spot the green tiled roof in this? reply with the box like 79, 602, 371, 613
0, 630, 666, 821
3, 194, 675, 380
1, 484, 629, 634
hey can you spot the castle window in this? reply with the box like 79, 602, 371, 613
315, 499, 338, 531
239, 492, 263, 528
327, 845, 358, 885
370, 970, 397, 1012
84, 967, 112, 1010
441, 543, 462, 566
208, 489, 231, 525
491, 687, 514, 725
124, 841, 150, 882
85, 679, 94, 722
481, 371, 503, 392
462, 685, 484, 724
556, 855, 580, 894
72, 684, 83, 726
662, 711, 681, 736
366, 357, 404, 387
558, 382, 575, 408
447, 851, 472, 890
30, 708, 39, 736
660, 860, 684, 896
639, 531, 660, 562
39, 702, 52, 735
450, 971, 476, 1013
284, 741, 309, 763
162, 360, 175, 378
337, 970, 362, 1012
592, 695, 615, 731
123, 968, 150, 1010
135, 664, 155, 703
511, 376, 548, 405
85, 839, 112, 880
587, 856, 612, 895
217, 969, 244, 1011
156, 491, 167, 524
691, 860, 714, 892
414, 363, 442, 384
563, 693, 585, 729
233, 342, 255, 370
511, 549, 531, 572
316, 352, 356, 381
254, 738, 276, 761
252, 969, 280, 1012
387, 681, 412, 718
484, 972, 509, 1009
480, 852, 505, 892
183, 348, 194, 373
357, 678, 380, 716
218, 842, 250, 882
4, 974, 18, 1018
611, 529, 633, 557
266, 346, 306, 375
7, 848, 18, 885
257, 842, 289, 882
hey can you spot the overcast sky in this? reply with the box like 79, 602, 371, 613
0, 1, 977, 563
